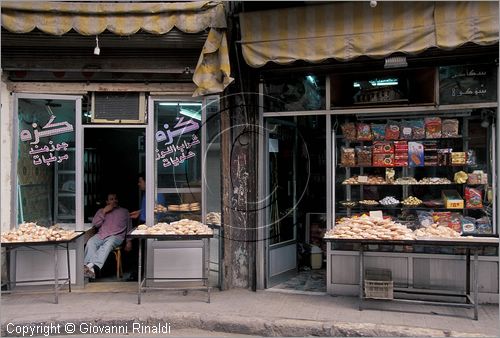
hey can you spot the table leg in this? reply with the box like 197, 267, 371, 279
203, 238, 207, 287
54, 245, 59, 304
206, 238, 210, 303
473, 248, 479, 320
138, 238, 142, 305
5, 247, 11, 291
66, 243, 71, 293
359, 244, 364, 311
466, 248, 470, 297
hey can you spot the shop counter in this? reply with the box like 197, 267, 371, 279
1, 231, 85, 304
324, 236, 499, 320
128, 232, 213, 304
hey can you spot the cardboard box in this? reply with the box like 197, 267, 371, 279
372, 141, 394, 154
408, 142, 424, 167
373, 153, 394, 167
442, 190, 464, 209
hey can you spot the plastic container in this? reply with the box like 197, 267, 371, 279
310, 245, 323, 270
364, 268, 393, 299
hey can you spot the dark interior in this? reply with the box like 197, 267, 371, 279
84, 128, 145, 280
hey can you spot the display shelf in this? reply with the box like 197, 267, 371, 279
337, 205, 469, 211
335, 112, 494, 236
337, 136, 464, 142
57, 170, 75, 174
340, 165, 469, 168
342, 183, 463, 186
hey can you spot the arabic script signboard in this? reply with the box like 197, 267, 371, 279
439, 65, 497, 104
155, 116, 200, 168
19, 115, 74, 166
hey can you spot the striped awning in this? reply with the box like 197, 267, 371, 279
239, 1, 499, 68
1, 1, 233, 96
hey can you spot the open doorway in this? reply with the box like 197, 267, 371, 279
84, 127, 144, 282
266, 116, 327, 293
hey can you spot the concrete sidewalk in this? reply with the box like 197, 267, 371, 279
1, 286, 498, 337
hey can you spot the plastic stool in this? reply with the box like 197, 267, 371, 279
112, 247, 123, 279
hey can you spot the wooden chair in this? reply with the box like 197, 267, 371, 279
112, 246, 123, 279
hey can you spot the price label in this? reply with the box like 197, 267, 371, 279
358, 175, 368, 183
369, 210, 384, 220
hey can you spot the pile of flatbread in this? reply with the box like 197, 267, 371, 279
134, 219, 212, 236
1, 222, 76, 243
325, 216, 415, 240
205, 212, 221, 225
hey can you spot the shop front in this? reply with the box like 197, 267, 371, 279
237, 1, 499, 303
1, 1, 231, 290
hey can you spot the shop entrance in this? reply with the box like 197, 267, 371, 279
83, 127, 145, 282
265, 116, 327, 291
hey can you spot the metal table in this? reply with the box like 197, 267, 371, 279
325, 236, 499, 320
128, 232, 213, 304
1, 231, 85, 304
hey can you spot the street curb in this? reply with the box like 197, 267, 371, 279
1, 312, 489, 337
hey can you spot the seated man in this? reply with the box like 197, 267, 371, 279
84, 192, 130, 279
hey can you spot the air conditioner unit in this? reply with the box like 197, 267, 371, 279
91, 92, 146, 123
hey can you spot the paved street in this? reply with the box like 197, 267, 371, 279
43, 329, 255, 337
1, 287, 498, 337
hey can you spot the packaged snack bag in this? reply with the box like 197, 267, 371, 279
476, 217, 493, 234
466, 149, 477, 166
465, 187, 483, 209
417, 210, 434, 227
357, 123, 373, 141
341, 122, 357, 141
442, 119, 459, 137
356, 146, 372, 166
449, 213, 462, 233
340, 147, 356, 167
400, 120, 413, 140
433, 212, 451, 228
451, 152, 466, 165
425, 117, 442, 138
437, 148, 452, 166
385, 120, 400, 140
461, 216, 476, 234
410, 119, 425, 139
371, 123, 386, 140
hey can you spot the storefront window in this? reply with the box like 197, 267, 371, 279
17, 97, 77, 226
334, 109, 496, 235
154, 100, 202, 223
263, 75, 325, 112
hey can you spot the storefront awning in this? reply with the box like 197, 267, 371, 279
239, 1, 499, 68
1, 1, 233, 96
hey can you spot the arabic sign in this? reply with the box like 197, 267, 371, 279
19, 115, 74, 167
155, 116, 200, 168
439, 65, 497, 104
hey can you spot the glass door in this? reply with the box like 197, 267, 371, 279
266, 117, 299, 285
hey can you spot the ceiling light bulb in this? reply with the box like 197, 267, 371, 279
94, 35, 100, 55
481, 119, 490, 128
370, 0, 377, 8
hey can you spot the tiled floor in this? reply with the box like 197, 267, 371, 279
271, 268, 326, 293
